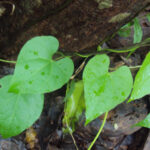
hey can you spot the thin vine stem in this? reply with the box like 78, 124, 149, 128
66, 120, 79, 150
0, 59, 16, 64
69, 130, 79, 150
72, 38, 150, 58
75, 53, 91, 58
102, 47, 138, 53
88, 112, 108, 150
74, 46, 139, 58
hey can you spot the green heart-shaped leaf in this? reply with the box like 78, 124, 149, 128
83, 55, 133, 124
9, 36, 74, 94
0, 75, 44, 138
129, 52, 150, 102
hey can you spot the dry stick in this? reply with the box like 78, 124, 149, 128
109, 65, 141, 72
71, 58, 87, 80
88, 112, 108, 150
0, 1, 15, 15
129, 65, 141, 69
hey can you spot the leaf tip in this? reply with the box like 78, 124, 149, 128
127, 98, 133, 103
85, 119, 90, 126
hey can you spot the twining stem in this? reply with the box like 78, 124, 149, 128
74, 47, 139, 58
73, 38, 150, 58
103, 47, 138, 53
0, 59, 16, 64
75, 53, 92, 58
88, 112, 108, 150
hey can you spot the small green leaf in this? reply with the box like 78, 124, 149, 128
118, 23, 131, 37
63, 80, 85, 132
97, 45, 102, 52
118, 28, 131, 37
146, 13, 150, 22
129, 52, 150, 102
83, 55, 133, 124
9, 36, 74, 94
0, 75, 44, 138
135, 113, 150, 128
133, 18, 143, 44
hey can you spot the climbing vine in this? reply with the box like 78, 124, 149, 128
0, 35, 150, 150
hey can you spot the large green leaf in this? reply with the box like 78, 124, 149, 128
0, 75, 44, 138
135, 113, 150, 128
9, 36, 74, 94
63, 80, 85, 132
129, 52, 150, 102
83, 55, 133, 124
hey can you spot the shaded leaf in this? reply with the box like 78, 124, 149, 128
64, 80, 75, 102
83, 55, 133, 124
129, 52, 150, 102
9, 36, 74, 94
63, 80, 85, 132
0, 75, 44, 138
